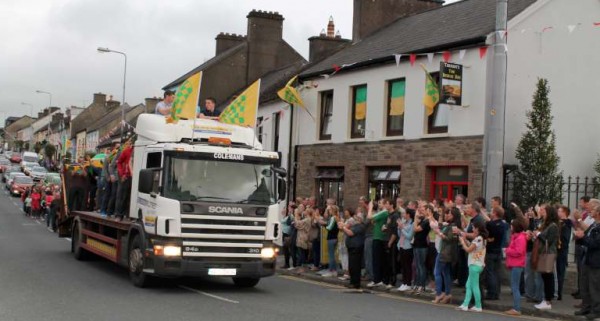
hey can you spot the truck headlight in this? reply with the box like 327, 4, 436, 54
260, 247, 276, 259
153, 245, 181, 257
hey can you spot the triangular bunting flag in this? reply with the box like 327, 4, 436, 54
567, 25, 577, 34
521, 29, 527, 34
409, 54, 417, 66
394, 54, 402, 67
442, 51, 451, 63
541, 26, 553, 33
333, 64, 341, 72
594, 22, 600, 27
459, 50, 466, 60
479, 46, 488, 59
427, 53, 434, 64
498, 30, 507, 40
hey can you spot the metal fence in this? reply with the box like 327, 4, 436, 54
503, 166, 600, 209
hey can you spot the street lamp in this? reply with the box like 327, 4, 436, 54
97, 46, 127, 142
21, 102, 34, 117
35, 90, 53, 143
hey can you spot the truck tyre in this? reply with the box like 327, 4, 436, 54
72, 224, 89, 261
232, 277, 260, 288
128, 234, 152, 288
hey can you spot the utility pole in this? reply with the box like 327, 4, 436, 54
483, 0, 508, 201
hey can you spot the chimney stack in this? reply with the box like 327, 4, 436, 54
353, 0, 443, 42
145, 97, 161, 114
246, 10, 284, 81
106, 99, 120, 110
93, 92, 107, 105
215, 32, 247, 55
308, 17, 351, 63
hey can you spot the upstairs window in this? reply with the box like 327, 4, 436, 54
426, 72, 448, 134
351, 85, 367, 138
319, 90, 334, 141
387, 79, 406, 136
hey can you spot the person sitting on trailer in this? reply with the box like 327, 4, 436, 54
197, 97, 221, 119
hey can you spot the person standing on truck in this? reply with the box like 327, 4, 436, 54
105, 144, 121, 217
115, 140, 133, 221
197, 97, 221, 119
68, 162, 87, 212
155, 90, 175, 115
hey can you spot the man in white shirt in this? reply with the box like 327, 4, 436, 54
155, 90, 175, 115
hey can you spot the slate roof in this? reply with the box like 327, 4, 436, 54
162, 43, 247, 90
301, 0, 537, 78
87, 103, 133, 132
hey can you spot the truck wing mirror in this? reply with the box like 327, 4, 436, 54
277, 178, 287, 202
138, 169, 154, 194
272, 167, 287, 178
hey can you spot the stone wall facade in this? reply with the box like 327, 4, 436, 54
295, 136, 484, 210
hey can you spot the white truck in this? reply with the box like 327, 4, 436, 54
60, 114, 286, 288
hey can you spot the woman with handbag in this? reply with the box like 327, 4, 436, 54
531, 204, 559, 310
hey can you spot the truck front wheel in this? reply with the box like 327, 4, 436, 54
232, 277, 260, 288
128, 234, 152, 288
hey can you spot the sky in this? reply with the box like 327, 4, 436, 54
0, 0, 460, 125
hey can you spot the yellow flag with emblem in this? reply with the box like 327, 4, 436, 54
420, 64, 439, 116
219, 79, 261, 127
277, 75, 304, 107
167, 71, 202, 123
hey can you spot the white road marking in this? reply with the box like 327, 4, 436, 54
65, 238, 72, 242
178, 285, 239, 304
22, 223, 37, 226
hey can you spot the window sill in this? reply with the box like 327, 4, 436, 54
314, 140, 333, 145
422, 133, 449, 139
379, 135, 405, 141
348, 137, 367, 143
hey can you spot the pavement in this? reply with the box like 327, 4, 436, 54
277, 260, 585, 321
0, 189, 580, 321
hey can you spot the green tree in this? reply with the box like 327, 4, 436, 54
34, 142, 42, 154
44, 143, 56, 160
513, 78, 563, 208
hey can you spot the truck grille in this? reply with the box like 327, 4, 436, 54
180, 214, 266, 259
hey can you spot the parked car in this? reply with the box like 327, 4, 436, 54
30, 166, 48, 181
0, 158, 11, 173
10, 153, 22, 163
2, 167, 22, 183
44, 173, 61, 188
10, 176, 34, 196
22, 162, 37, 175
5, 172, 25, 189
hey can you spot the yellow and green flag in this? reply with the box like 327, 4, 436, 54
421, 64, 439, 116
168, 71, 202, 123
277, 75, 304, 107
389, 80, 406, 116
354, 86, 367, 120
219, 79, 261, 127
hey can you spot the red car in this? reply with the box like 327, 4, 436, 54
10, 153, 22, 164
10, 175, 34, 196
0, 159, 10, 173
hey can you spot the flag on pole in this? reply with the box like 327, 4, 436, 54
219, 79, 261, 127
168, 71, 202, 123
354, 86, 367, 120
389, 80, 406, 116
277, 76, 304, 107
277, 75, 315, 121
420, 64, 439, 116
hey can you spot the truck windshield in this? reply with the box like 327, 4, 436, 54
163, 154, 276, 205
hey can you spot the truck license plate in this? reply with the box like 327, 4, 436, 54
208, 268, 237, 276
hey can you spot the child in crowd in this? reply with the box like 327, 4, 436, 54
457, 220, 488, 313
